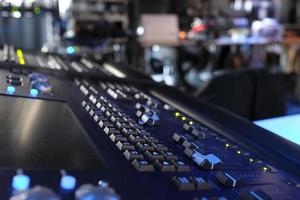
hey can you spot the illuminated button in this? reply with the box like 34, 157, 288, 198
30, 89, 39, 97
12, 174, 30, 191
60, 175, 76, 190
7, 86, 16, 94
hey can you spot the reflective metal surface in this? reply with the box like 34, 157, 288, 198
0, 95, 105, 170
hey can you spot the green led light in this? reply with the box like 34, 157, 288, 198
181, 116, 186, 121
175, 112, 180, 117
189, 121, 193, 125
11, 7, 18, 12
75, 46, 81, 52
225, 143, 230, 148
249, 158, 254, 162
34, 7, 41, 15
237, 150, 241, 155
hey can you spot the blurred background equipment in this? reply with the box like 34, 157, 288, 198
0, 0, 62, 50
0, 0, 300, 121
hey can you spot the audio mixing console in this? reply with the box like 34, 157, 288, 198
0, 47, 299, 199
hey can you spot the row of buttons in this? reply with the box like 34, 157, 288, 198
10, 183, 120, 200
100, 81, 154, 104
79, 80, 190, 173
81, 96, 190, 173
99, 81, 138, 101
171, 176, 270, 199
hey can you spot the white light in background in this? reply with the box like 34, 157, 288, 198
244, 0, 253, 12
233, 0, 243, 11
6, 0, 23, 7
152, 45, 160, 52
113, 44, 121, 52
136, 26, 144, 36
58, 0, 73, 18
11, 11, 21, 18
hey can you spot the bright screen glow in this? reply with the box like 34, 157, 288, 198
255, 114, 300, 145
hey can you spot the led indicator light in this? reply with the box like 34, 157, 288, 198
16, 49, 23, 57
263, 167, 268, 172
12, 174, 30, 191
60, 175, 76, 190
19, 58, 25, 65
7, 86, 16, 94
66, 46, 76, 55
34, 7, 41, 15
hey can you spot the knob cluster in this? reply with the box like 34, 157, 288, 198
9, 172, 120, 200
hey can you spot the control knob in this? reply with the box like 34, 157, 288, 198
75, 184, 120, 200
10, 186, 60, 200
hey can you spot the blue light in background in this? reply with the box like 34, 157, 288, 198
7, 86, 16, 94
12, 174, 30, 191
66, 46, 75, 55
60, 175, 76, 190
255, 114, 300, 146
30, 89, 39, 97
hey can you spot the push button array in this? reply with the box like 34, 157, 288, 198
80, 83, 187, 173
